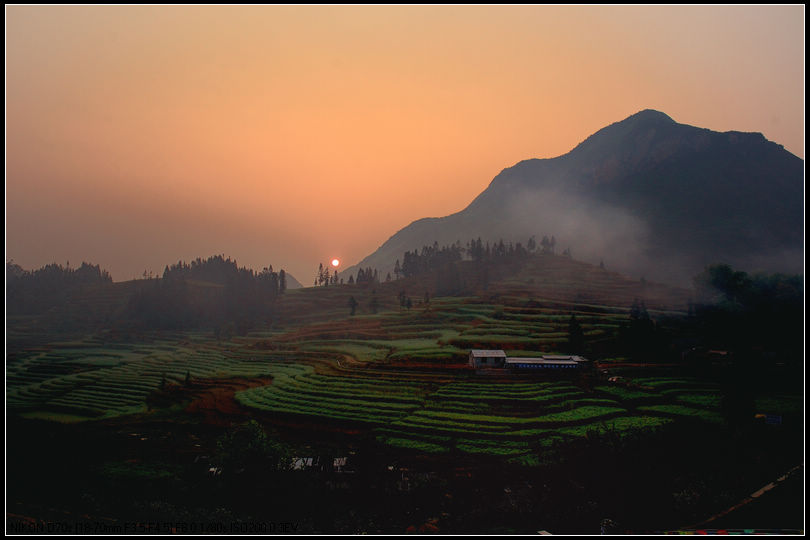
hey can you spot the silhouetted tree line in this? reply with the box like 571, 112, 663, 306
395, 236, 559, 279
616, 299, 665, 362
390, 237, 545, 296
397, 241, 464, 278
314, 263, 340, 287
466, 235, 563, 262
352, 267, 379, 286
689, 263, 803, 362
161, 255, 285, 293
608, 264, 803, 370
6, 260, 112, 314
566, 314, 585, 355
127, 255, 287, 333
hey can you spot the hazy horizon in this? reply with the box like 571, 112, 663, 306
6, 5, 805, 283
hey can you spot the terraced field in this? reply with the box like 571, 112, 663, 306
235, 363, 729, 464
9, 276, 790, 466
6, 336, 292, 421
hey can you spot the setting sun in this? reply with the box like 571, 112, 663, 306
331, 259, 340, 267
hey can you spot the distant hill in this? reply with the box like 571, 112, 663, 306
277, 251, 692, 328
6, 256, 300, 339
284, 272, 303, 290
341, 110, 804, 285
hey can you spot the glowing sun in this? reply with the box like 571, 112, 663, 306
331, 259, 340, 267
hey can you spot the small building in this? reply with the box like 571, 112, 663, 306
469, 350, 590, 373
505, 356, 586, 371
468, 349, 507, 368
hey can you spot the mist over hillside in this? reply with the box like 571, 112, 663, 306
341, 110, 804, 286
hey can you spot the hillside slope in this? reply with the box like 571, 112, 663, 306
342, 110, 804, 285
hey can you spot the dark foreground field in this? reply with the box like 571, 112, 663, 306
5, 405, 803, 534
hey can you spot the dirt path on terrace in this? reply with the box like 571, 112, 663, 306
187, 377, 277, 425
149, 377, 274, 426
152, 375, 370, 437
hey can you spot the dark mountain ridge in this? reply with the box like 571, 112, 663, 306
342, 110, 803, 285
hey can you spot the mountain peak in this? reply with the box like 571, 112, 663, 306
592, 109, 678, 140
624, 109, 675, 125
567, 109, 683, 162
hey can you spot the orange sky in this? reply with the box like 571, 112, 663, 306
6, 5, 805, 283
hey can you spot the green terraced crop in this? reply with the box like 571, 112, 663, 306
373, 427, 452, 444
377, 437, 449, 454
456, 440, 529, 456
675, 394, 723, 408
754, 396, 802, 415
412, 405, 625, 427
637, 404, 724, 424
556, 415, 673, 437
594, 385, 658, 400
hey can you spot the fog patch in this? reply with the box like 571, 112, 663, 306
489, 185, 652, 276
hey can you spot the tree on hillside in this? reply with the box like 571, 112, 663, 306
369, 290, 379, 314
690, 265, 802, 363
541, 235, 550, 254
567, 314, 585, 354
279, 270, 287, 294
623, 299, 657, 362
348, 296, 358, 316
693, 263, 751, 305
214, 420, 291, 476
629, 298, 650, 322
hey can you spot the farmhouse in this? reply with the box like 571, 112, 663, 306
505, 355, 588, 370
469, 349, 589, 371
468, 349, 507, 368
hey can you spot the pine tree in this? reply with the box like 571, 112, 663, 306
567, 314, 585, 354
279, 270, 287, 294
369, 290, 379, 314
